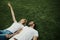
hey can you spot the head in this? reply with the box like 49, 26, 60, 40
28, 21, 36, 28
19, 19, 27, 25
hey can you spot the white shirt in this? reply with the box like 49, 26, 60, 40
9, 26, 38, 40
6, 22, 24, 33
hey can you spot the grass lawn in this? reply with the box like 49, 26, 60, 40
0, 0, 60, 40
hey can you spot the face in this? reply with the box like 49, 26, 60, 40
28, 21, 35, 27
20, 19, 27, 24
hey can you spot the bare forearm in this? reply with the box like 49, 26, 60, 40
10, 7, 16, 22
8, 33, 18, 38
33, 38, 37, 40
33, 36, 38, 40
8, 2, 17, 22
10, 29, 22, 37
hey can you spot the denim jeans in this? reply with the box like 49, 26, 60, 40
0, 30, 13, 40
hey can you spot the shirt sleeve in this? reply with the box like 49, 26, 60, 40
34, 31, 39, 37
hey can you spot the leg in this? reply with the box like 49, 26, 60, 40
0, 30, 4, 34
0, 30, 8, 40
0, 34, 8, 40
0, 30, 12, 40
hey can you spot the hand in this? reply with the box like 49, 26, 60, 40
5, 34, 11, 38
8, 2, 11, 7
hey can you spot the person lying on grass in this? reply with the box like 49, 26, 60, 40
0, 2, 27, 40
8, 21, 39, 40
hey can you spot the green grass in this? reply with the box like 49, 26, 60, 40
0, 0, 60, 40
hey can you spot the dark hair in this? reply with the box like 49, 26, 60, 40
27, 20, 37, 29
34, 22, 37, 29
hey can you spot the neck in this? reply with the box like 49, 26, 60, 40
30, 26, 34, 28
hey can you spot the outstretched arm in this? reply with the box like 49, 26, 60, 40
8, 2, 17, 22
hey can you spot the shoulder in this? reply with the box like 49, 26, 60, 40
34, 29, 38, 33
18, 22, 24, 26
33, 29, 38, 32
33, 29, 38, 35
33, 29, 39, 37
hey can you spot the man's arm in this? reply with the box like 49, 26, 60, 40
33, 36, 38, 40
8, 2, 17, 22
6, 29, 22, 38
